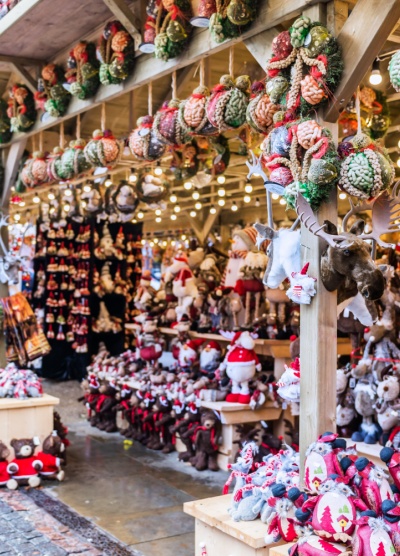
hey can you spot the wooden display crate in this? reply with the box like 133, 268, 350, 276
184, 494, 285, 556
0, 394, 60, 446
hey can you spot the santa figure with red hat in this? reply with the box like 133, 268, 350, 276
286, 263, 316, 305
276, 358, 301, 415
134, 269, 156, 311
199, 340, 222, 379
219, 331, 262, 404
164, 252, 198, 310
177, 338, 204, 374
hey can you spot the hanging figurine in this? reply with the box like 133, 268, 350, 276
35, 64, 71, 119
97, 21, 135, 86
112, 180, 139, 218
64, 41, 100, 100
136, 168, 169, 206
7, 84, 36, 132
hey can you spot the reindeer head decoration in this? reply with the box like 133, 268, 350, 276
296, 186, 400, 304
0, 214, 27, 285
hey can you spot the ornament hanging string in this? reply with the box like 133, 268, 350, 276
229, 46, 234, 78
200, 59, 205, 87
39, 131, 43, 152
172, 71, 177, 99
59, 122, 64, 149
148, 83, 153, 116
76, 114, 81, 140
355, 87, 362, 135
101, 102, 106, 131
32, 136, 36, 153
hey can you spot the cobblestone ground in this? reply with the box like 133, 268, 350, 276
0, 489, 111, 556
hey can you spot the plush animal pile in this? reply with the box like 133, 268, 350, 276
0, 363, 42, 398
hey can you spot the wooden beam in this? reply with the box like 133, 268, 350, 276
2, 140, 28, 210
101, 0, 141, 44
0, 0, 45, 35
388, 34, 400, 44
324, 0, 400, 122
0, 55, 43, 67
2, 0, 330, 147
326, 0, 348, 35
9, 63, 37, 93
244, 28, 277, 68
387, 92, 400, 103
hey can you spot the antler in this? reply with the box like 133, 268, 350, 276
246, 151, 268, 183
358, 184, 400, 248
295, 193, 348, 248
0, 213, 10, 257
342, 197, 374, 232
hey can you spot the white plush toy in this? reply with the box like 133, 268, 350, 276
286, 263, 317, 305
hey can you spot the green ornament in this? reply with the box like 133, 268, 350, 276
99, 64, 112, 86
308, 159, 338, 185
81, 63, 98, 80
166, 20, 187, 42
389, 51, 400, 93
226, 0, 253, 26
266, 76, 289, 104
290, 15, 311, 48
154, 33, 169, 61
377, 152, 395, 188
109, 60, 128, 80
303, 26, 331, 58
60, 141, 92, 180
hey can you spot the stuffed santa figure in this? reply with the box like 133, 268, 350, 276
177, 338, 204, 373
164, 253, 198, 308
199, 340, 222, 378
276, 357, 301, 415
219, 331, 261, 404
134, 269, 155, 311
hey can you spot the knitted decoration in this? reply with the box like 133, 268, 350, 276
128, 115, 166, 161
153, 0, 192, 61
7, 84, 36, 132
84, 129, 122, 167
64, 42, 100, 100
389, 50, 400, 92
35, 64, 70, 118
97, 21, 135, 86
338, 133, 395, 199
206, 75, 250, 131
59, 139, 92, 180
266, 16, 343, 117
136, 169, 169, 205
139, 0, 162, 53
246, 81, 280, 135
153, 100, 190, 147
190, 0, 216, 27
20, 151, 48, 188
46, 147, 64, 182
209, 0, 257, 43
179, 85, 217, 136
0, 99, 12, 144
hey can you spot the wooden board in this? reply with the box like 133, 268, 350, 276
344, 439, 382, 468
200, 400, 282, 425
0, 393, 59, 447
269, 544, 294, 556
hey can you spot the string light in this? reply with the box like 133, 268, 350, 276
14, 213, 20, 222
155, 209, 162, 216
217, 175, 225, 184
141, 239, 146, 245
243, 195, 251, 203
181, 235, 186, 240
137, 211, 144, 219
132, 218, 137, 223
154, 162, 163, 176
272, 193, 280, 200
398, 139, 400, 149
255, 197, 260, 207
81, 201, 87, 208
173, 205, 181, 213
63, 203, 70, 212
192, 191, 200, 200
217, 198, 225, 207
49, 207, 55, 214
154, 238, 159, 244
279, 198, 286, 205
397, 158, 400, 169
169, 194, 177, 203
369, 58, 382, 86
210, 205, 216, 214
19, 201, 25, 207
190, 210, 197, 217
244, 183, 253, 194
129, 168, 137, 183
150, 241, 154, 247
64, 188, 72, 197
155, 216, 161, 223
48, 191, 55, 200
33, 194, 40, 204
194, 202, 202, 210
171, 214, 177, 220
171, 240, 176, 246
339, 192, 347, 200
231, 201, 238, 212
217, 187, 225, 197
104, 175, 113, 187
83, 183, 91, 193
162, 241, 167, 247
184, 181, 193, 190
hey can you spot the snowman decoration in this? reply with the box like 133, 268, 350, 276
218, 331, 261, 404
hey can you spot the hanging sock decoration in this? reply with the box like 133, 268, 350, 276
153, 0, 192, 61
265, 16, 343, 117
246, 80, 280, 135
64, 42, 100, 100
35, 64, 71, 119
129, 84, 166, 161
389, 50, 400, 92
84, 104, 122, 167
0, 99, 12, 144
7, 84, 36, 133
153, 72, 190, 147
209, 0, 258, 43
97, 21, 135, 86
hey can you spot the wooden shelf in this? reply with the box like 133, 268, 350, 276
0, 393, 59, 410
344, 438, 383, 467
200, 400, 282, 425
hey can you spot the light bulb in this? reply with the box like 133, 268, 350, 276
104, 176, 113, 187
279, 198, 286, 205
154, 163, 163, 176
194, 202, 202, 210
397, 158, 400, 169
244, 183, 253, 194
14, 213, 20, 221
49, 207, 55, 214
132, 219, 137, 223
150, 241, 154, 247
255, 197, 260, 207
141, 239, 146, 245
369, 59, 382, 86
162, 241, 167, 247
63, 203, 70, 212
129, 169, 137, 183
218, 198, 225, 207
210, 205, 216, 214
83, 184, 91, 193
171, 240, 176, 246
19, 201, 25, 207
192, 191, 200, 200
171, 214, 177, 220
231, 203, 238, 212
174, 205, 181, 213
154, 238, 159, 244
64, 189, 72, 197
190, 210, 197, 217
137, 211, 144, 219
33, 195, 40, 204
184, 181, 192, 190
339, 192, 347, 200
217, 187, 225, 197
272, 193, 280, 200
243, 195, 251, 203
48, 191, 55, 200
81, 201, 87, 208
217, 175, 225, 184
398, 139, 400, 149
181, 235, 186, 240
170, 194, 177, 203
155, 209, 162, 216
155, 216, 161, 223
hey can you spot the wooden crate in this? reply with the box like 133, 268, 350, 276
184, 495, 285, 556
0, 394, 60, 446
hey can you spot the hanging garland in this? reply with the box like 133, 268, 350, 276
35, 64, 71, 118
153, 0, 192, 61
7, 84, 36, 133
64, 42, 100, 100
97, 21, 135, 86
206, 74, 250, 131
0, 99, 12, 144
209, 0, 258, 43
265, 16, 343, 117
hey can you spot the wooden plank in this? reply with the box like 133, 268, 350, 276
326, 0, 348, 35
2, 0, 330, 147
9, 63, 37, 93
324, 0, 400, 122
244, 28, 276, 68
0, 55, 43, 66
101, 0, 141, 44
0, 0, 45, 35
269, 544, 294, 556
2, 139, 27, 210
0, 393, 59, 410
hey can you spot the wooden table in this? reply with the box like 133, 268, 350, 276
184, 494, 285, 556
0, 394, 60, 447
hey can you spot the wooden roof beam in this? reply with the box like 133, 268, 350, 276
101, 0, 141, 47
324, 0, 400, 122
9, 63, 37, 93
0, 0, 45, 35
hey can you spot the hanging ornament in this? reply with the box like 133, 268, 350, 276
246, 81, 280, 135
153, 99, 190, 147
113, 180, 139, 216
338, 132, 395, 199
265, 16, 343, 117
153, 0, 192, 61
35, 64, 71, 118
129, 115, 166, 161
20, 151, 48, 188
81, 184, 104, 216
139, 0, 162, 53
209, 0, 257, 43
0, 99, 12, 144
7, 84, 36, 132
206, 74, 250, 131
389, 50, 400, 92
205, 134, 231, 176
84, 129, 122, 168
190, 0, 216, 27
136, 168, 169, 206
64, 41, 100, 100
97, 21, 135, 86
59, 139, 92, 180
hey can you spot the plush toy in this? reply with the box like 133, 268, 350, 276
190, 409, 221, 471
36, 431, 65, 481
303, 432, 346, 494
206, 75, 250, 132
176, 338, 203, 375
381, 444, 400, 492
7, 84, 36, 132
286, 263, 317, 305
276, 358, 301, 414
95, 380, 119, 432
218, 330, 261, 404
352, 512, 396, 556
381, 500, 400, 553
164, 253, 198, 312
7, 438, 42, 489
351, 381, 381, 445
234, 250, 268, 327
112, 180, 139, 217
0, 441, 10, 487
289, 534, 349, 555
199, 340, 222, 379
98, 21, 135, 85
0, 99, 11, 144
64, 41, 100, 100
264, 484, 304, 544
129, 115, 166, 161
351, 457, 394, 515
375, 372, 400, 444
171, 401, 200, 461
152, 395, 176, 453
36, 63, 70, 118
84, 129, 121, 168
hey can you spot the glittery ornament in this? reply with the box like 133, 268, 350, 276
112, 180, 139, 215
226, 0, 253, 25
153, 100, 189, 147
0, 99, 12, 144
20, 152, 48, 188
84, 130, 122, 167
289, 15, 311, 48
265, 75, 289, 104
307, 158, 337, 185
303, 25, 330, 57
269, 166, 293, 187
152, 0, 192, 61
129, 115, 166, 161
36, 64, 70, 118
271, 30, 293, 60
389, 50, 400, 92
60, 140, 92, 180
359, 87, 376, 110
269, 126, 291, 157
136, 169, 169, 205
206, 75, 250, 131
190, 0, 216, 26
